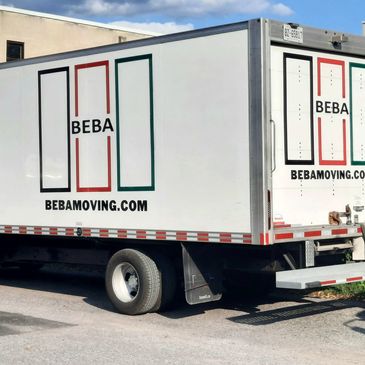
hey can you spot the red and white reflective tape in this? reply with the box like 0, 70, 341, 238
320, 275, 365, 287
2, 224, 361, 245
0, 225, 252, 244
260, 233, 270, 246
274, 226, 362, 242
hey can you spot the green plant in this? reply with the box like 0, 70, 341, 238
322, 282, 365, 298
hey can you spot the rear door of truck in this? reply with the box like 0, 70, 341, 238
270, 22, 365, 231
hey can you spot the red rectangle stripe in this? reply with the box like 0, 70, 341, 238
331, 228, 348, 235
76, 136, 112, 193
197, 232, 209, 242
317, 58, 345, 98
243, 234, 252, 244
66, 228, 74, 236
320, 280, 337, 286
19, 226, 27, 235
243, 234, 252, 243
49, 227, 58, 235
317, 58, 347, 166
83, 229, 91, 237
75, 60, 110, 116
136, 230, 146, 239
219, 233, 232, 243
117, 229, 127, 238
358, 227, 362, 233
176, 232, 187, 241
275, 232, 294, 240
346, 276, 363, 282
304, 230, 322, 238
34, 227, 42, 235
99, 229, 109, 238
260, 233, 265, 245
260, 233, 269, 245
156, 231, 167, 240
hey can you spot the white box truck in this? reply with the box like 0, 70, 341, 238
1, 19, 365, 314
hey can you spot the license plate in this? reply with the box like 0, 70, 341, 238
283, 24, 303, 44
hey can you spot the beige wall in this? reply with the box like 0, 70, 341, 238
0, 11, 151, 62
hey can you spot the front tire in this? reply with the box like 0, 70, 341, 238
105, 249, 160, 315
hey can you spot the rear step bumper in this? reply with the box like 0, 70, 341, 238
276, 262, 365, 289
273, 224, 362, 243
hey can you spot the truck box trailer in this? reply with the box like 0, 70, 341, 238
1, 19, 365, 314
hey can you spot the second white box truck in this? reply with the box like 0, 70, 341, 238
0, 19, 365, 314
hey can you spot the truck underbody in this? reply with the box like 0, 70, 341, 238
1, 227, 364, 314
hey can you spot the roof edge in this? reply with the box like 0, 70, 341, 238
0, 5, 160, 36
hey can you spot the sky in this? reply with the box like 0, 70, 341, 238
0, 0, 364, 35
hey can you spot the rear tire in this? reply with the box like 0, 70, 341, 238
152, 253, 177, 312
105, 249, 160, 315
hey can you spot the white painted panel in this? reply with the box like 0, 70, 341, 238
271, 46, 365, 228
157, 32, 251, 232
75, 63, 111, 191
351, 66, 365, 163
0, 29, 251, 233
77, 135, 109, 188
77, 66, 107, 117
40, 71, 69, 190
117, 59, 152, 188
285, 57, 312, 162
317, 61, 346, 163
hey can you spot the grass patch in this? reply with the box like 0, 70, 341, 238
310, 282, 365, 300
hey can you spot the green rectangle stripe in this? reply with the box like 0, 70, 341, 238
350, 62, 365, 166
115, 54, 155, 191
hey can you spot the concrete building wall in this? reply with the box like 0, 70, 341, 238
0, 8, 153, 62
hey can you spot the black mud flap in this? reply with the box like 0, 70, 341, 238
182, 243, 223, 305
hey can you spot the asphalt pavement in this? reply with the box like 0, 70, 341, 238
0, 265, 364, 365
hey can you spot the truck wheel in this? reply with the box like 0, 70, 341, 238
152, 254, 177, 312
105, 249, 160, 315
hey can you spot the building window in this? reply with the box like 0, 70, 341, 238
7, 41, 24, 62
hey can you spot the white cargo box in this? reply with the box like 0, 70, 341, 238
0, 19, 365, 246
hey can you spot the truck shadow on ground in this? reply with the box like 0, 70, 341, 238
1, 265, 364, 329
343, 310, 365, 335
0, 265, 308, 317
160, 291, 365, 328
0, 265, 115, 313
155, 287, 365, 331
0, 311, 74, 337
226, 298, 365, 326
